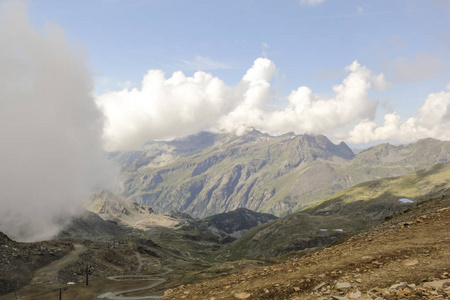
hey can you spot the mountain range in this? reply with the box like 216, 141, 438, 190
111, 130, 450, 217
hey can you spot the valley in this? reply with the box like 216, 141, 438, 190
1, 134, 449, 300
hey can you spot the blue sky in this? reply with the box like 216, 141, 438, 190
15, 0, 450, 149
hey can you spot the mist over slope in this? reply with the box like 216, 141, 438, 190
115, 130, 450, 218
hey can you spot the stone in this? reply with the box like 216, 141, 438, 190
423, 279, 450, 289
331, 296, 349, 300
348, 290, 362, 299
314, 282, 326, 291
402, 259, 419, 266
389, 282, 407, 291
336, 282, 352, 289
234, 292, 251, 299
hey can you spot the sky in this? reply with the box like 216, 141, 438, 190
22, 0, 450, 151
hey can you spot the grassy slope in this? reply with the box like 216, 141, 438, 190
225, 162, 450, 259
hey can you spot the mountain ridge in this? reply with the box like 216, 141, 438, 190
114, 130, 450, 217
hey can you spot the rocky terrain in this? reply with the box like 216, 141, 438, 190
85, 190, 186, 229
115, 131, 450, 217
86, 189, 278, 244
0, 232, 72, 295
178, 208, 277, 243
163, 194, 450, 299
58, 210, 129, 239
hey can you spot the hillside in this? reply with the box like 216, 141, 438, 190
115, 131, 450, 217
224, 162, 450, 258
177, 208, 277, 243
164, 194, 450, 299
85, 190, 185, 229
57, 210, 129, 239
0, 232, 72, 295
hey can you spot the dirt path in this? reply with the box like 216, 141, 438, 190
30, 244, 87, 286
97, 269, 173, 300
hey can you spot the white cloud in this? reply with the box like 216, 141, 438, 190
347, 90, 450, 143
300, 0, 325, 6
0, 0, 117, 241
97, 69, 235, 151
98, 58, 390, 150
218, 61, 385, 137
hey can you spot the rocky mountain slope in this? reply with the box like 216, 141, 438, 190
177, 208, 277, 243
114, 131, 450, 217
85, 190, 185, 229
58, 210, 129, 239
224, 162, 450, 258
86, 190, 275, 242
163, 194, 450, 300
0, 232, 72, 295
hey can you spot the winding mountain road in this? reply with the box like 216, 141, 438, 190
97, 269, 173, 300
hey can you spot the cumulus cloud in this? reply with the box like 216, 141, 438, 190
0, 0, 117, 241
97, 69, 234, 151
98, 58, 390, 150
218, 61, 387, 137
347, 89, 450, 143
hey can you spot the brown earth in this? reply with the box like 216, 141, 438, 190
163, 195, 450, 300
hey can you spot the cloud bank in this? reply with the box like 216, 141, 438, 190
348, 90, 450, 143
97, 57, 393, 151
98, 55, 450, 150
0, 0, 117, 241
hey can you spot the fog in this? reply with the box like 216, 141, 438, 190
0, 0, 117, 241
